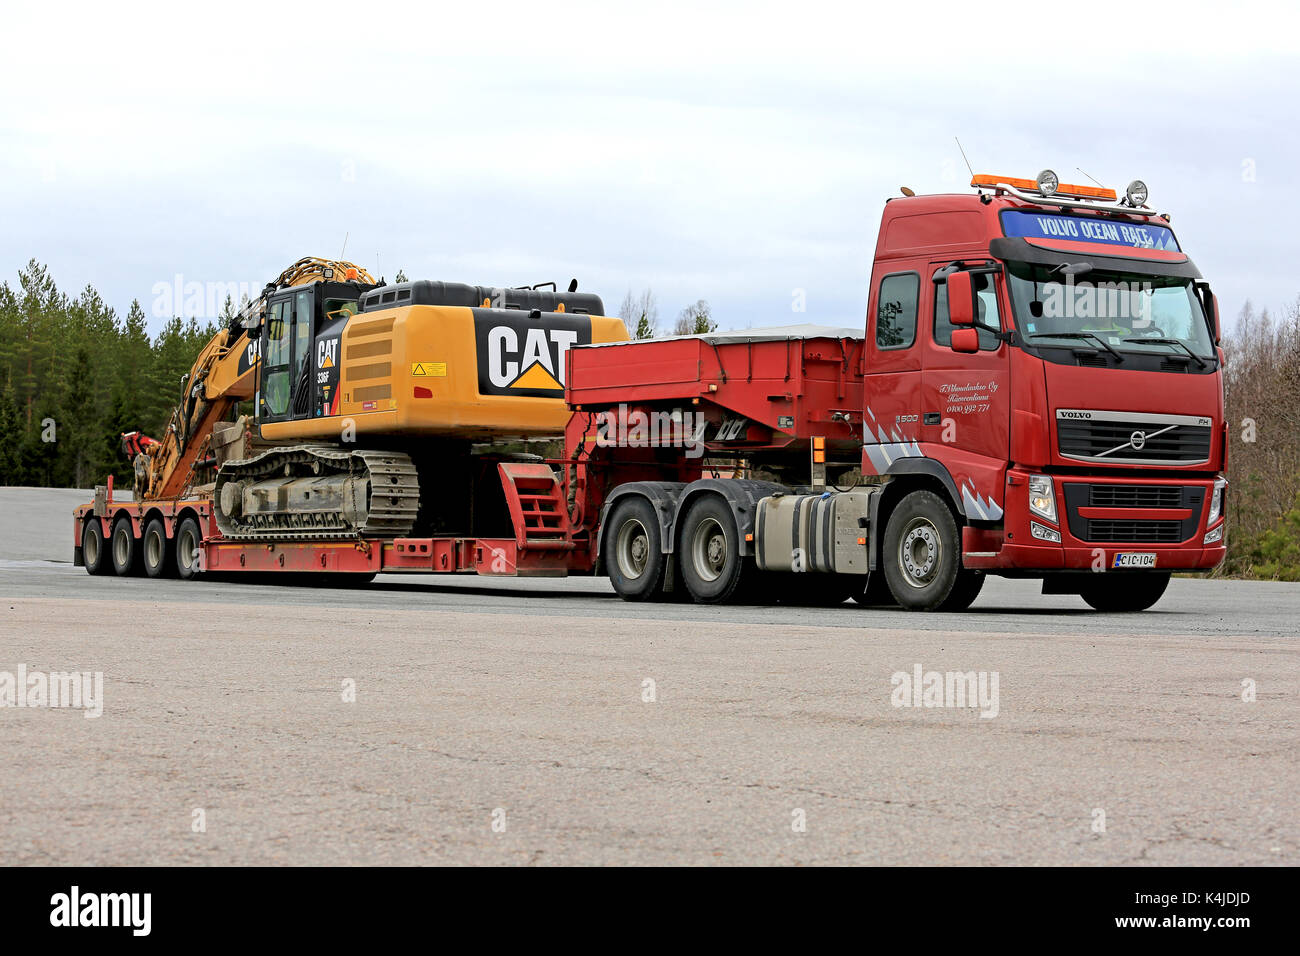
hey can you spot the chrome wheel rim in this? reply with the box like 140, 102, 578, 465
898, 517, 941, 589
178, 528, 198, 573
615, 517, 650, 580
690, 517, 728, 583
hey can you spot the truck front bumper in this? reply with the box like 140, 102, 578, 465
961, 470, 1227, 573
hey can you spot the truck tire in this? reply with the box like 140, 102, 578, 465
142, 517, 176, 579
882, 490, 961, 611
679, 494, 752, 604
82, 519, 110, 576
174, 516, 204, 580
1079, 573, 1170, 612
606, 497, 668, 601
110, 516, 142, 576
938, 570, 985, 611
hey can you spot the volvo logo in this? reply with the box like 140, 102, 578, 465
1130, 430, 1147, 450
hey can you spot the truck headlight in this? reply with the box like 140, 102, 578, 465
1204, 525, 1224, 545
1029, 475, 1056, 523
1208, 478, 1226, 525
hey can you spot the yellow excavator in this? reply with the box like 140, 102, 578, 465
124, 256, 627, 541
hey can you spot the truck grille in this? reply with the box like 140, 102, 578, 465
1085, 519, 1184, 543
1088, 484, 1183, 509
1062, 482, 1205, 545
1056, 410, 1212, 464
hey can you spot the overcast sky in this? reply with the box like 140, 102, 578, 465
2, 0, 1296, 336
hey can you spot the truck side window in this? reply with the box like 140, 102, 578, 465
876, 273, 919, 350
934, 272, 1002, 350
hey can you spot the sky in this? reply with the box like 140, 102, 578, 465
1, 0, 1297, 336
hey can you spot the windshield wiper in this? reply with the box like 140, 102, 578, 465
1027, 332, 1124, 362
1119, 337, 1208, 368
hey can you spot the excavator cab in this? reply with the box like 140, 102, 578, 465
256, 280, 373, 426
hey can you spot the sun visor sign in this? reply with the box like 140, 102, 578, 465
1001, 210, 1180, 251
473, 311, 592, 398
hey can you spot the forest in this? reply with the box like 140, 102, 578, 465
1, 260, 1297, 578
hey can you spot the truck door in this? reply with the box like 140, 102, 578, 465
920, 263, 1011, 519
862, 268, 923, 469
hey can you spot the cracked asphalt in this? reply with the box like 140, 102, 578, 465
1, 488, 1296, 865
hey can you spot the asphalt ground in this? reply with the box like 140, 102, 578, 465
1, 487, 1295, 864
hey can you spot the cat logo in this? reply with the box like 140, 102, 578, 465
474, 311, 592, 397
317, 338, 339, 370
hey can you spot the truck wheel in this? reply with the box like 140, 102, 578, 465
606, 497, 667, 601
174, 516, 204, 580
882, 490, 961, 611
142, 517, 176, 579
82, 519, 110, 576
1079, 573, 1170, 612
110, 516, 143, 576
938, 570, 985, 611
679, 495, 751, 604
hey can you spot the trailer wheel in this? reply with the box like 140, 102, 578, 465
1079, 573, 1170, 612
110, 516, 142, 577
679, 495, 752, 604
606, 497, 667, 601
174, 516, 203, 580
142, 517, 176, 579
82, 519, 110, 576
882, 490, 961, 611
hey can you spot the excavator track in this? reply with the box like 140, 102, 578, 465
213, 446, 420, 541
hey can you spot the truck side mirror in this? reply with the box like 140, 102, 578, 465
1209, 292, 1221, 345
947, 272, 974, 326
950, 327, 979, 353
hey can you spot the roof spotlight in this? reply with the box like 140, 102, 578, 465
1126, 180, 1148, 207
1036, 169, 1059, 196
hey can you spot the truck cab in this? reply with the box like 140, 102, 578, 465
861, 173, 1225, 609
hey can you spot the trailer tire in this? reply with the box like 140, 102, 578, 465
679, 494, 752, 604
606, 497, 668, 601
882, 490, 961, 611
82, 519, 110, 576
1079, 573, 1170, 612
174, 516, 203, 580
142, 517, 176, 579
110, 516, 142, 577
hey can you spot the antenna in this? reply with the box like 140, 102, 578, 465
1076, 167, 1105, 187
341, 232, 349, 258
955, 137, 975, 177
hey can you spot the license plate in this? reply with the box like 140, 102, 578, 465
1113, 552, 1157, 569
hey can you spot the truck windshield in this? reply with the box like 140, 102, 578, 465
1005, 263, 1214, 359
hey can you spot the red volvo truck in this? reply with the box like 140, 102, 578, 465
76, 172, 1226, 611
